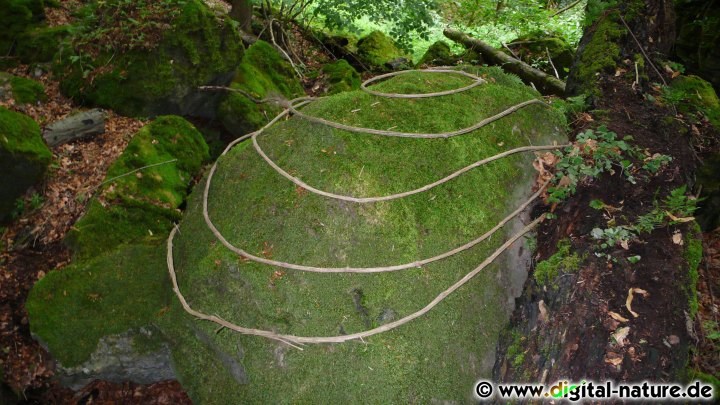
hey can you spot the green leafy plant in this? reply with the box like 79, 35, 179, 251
547, 126, 664, 203
664, 185, 698, 219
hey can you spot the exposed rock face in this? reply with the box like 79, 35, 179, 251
0, 106, 51, 223
46, 329, 176, 390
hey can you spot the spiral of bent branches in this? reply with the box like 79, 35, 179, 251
167, 215, 544, 347
360, 69, 485, 98
168, 69, 555, 346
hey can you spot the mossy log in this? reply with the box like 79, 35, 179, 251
42, 109, 105, 147
444, 28, 566, 96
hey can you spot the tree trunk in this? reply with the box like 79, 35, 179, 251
230, 0, 253, 32
493, 0, 707, 388
443, 28, 566, 96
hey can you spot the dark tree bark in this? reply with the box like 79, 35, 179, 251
493, 0, 706, 389
230, 0, 253, 32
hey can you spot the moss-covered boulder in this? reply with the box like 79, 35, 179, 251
27, 242, 176, 388
0, 73, 46, 104
416, 41, 458, 67
356, 30, 409, 70
0, 106, 51, 222
668, 75, 720, 129
28, 68, 567, 400
217, 40, 304, 137
506, 33, 575, 79
321, 59, 361, 94
66, 116, 209, 259
0, 0, 45, 59
58, 0, 243, 118
674, 0, 720, 91
15, 24, 71, 64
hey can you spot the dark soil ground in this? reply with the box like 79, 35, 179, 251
495, 74, 719, 391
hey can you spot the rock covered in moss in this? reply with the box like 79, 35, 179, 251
58, 0, 243, 117
27, 243, 174, 382
15, 24, 71, 64
321, 59, 361, 94
0, 72, 46, 104
66, 116, 209, 259
217, 40, 304, 136
356, 30, 409, 70
0, 106, 51, 222
669, 75, 720, 128
0, 0, 45, 60
416, 41, 458, 67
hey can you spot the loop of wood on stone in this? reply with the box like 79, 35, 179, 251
167, 215, 544, 346
168, 69, 554, 345
360, 68, 485, 98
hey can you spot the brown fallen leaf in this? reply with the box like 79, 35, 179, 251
666, 211, 695, 223
672, 231, 684, 245
609, 311, 629, 323
626, 288, 649, 318
612, 326, 630, 347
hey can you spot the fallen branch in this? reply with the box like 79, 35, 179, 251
550, 0, 583, 17
444, 28, 566, 96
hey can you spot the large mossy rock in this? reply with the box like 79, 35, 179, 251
27, 68, 567, 401
669, 75, 720, 129
320, 59, 361, 95
356, 30, 409, 70
166, 68, 566, 402
58, 0, 243, 118
66, 115, 209, 260
675, 0, 720, 91
28, 116, 208, 387
0, 0, 45, 60
0, 106, 51, 222
217, 40, 304, 137
416, 41, 458, 67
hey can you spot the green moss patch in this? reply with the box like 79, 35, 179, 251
0, 0, 45, 59
684, 222, 703, 317
534, 239, 582, 288
356, 30, 409, 69
0, 72, 46, 104
0, 106, 51, 222
567, 10, 625, 97
508, 33, 574, 79
16, 25, 71, 64
218, 40, 304, 136
168, 67, 566, 402
66, 116, 208, 259
27, 242, 173, 367
416, 41, 457, 67
667, 75, 720, 129
321, 59, 361, 94
57, 0, 243, 117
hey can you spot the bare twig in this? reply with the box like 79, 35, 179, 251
551, 0, 583, 17
97, 159, 177, 188
546, 46, 560, 79
618, 15, 667, 86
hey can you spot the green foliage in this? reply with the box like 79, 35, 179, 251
321, 59, 361, 94
0, 106, 51, 222
534, 239, 582, 288
26, 242, 173, 367
584, 0, 617, 27
665, 185, 699, 219
15, 25, 71, 64
548, 126, 663, 203
312, 0, 436, 51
